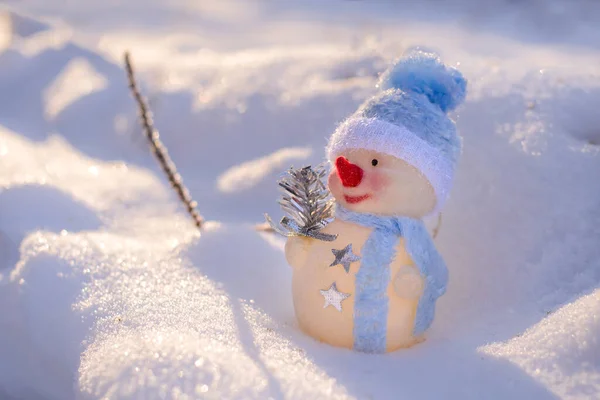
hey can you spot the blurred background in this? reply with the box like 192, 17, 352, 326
1, 0, 599, 223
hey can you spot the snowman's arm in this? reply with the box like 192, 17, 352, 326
392, 263, 424, 299
391, 237, 425, 299
284, 236, 313, 268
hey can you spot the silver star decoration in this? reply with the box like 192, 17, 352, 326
320, 282, 351, 312
330, 244, 361, 273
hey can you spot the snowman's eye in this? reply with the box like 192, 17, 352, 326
371, 159, 379, 167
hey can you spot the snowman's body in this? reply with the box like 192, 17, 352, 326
279, 50, 465, 353
287, 218, 424, 352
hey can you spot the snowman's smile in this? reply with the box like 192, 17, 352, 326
344, 193, 371, 204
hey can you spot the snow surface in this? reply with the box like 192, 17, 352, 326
1, 1, 599, 399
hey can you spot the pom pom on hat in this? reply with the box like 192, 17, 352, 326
378, 50, 466, 113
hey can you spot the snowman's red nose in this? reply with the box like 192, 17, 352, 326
335, 156, 363, 187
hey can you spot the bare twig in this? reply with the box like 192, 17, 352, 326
124, 52, 203, 230
432, 212, 442, 239
255, 222, 275, 233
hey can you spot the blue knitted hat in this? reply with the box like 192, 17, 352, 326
326, 50, 467, 213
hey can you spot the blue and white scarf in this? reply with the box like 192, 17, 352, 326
335, 206, 448, 353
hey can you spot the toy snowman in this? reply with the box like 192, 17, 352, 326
271, 50, 466, 353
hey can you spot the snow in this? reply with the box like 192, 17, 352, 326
217, 147, 313, 194
1, 1, 599, 399
481, 289, 600, 398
